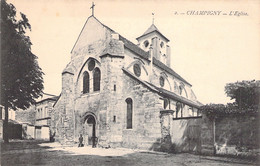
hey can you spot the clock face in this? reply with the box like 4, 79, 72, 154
88, 59, 95, 71
160, 76, 165, 87
133, 64, 141, 77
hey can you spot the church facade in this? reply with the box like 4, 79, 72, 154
52, 15, 203, 151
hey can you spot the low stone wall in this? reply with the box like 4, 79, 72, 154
214, 114, 259, 157
200, 113, 259, 157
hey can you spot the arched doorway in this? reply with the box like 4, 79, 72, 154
84, 114, 96, 146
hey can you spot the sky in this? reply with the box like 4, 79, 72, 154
7, 0, 260, 104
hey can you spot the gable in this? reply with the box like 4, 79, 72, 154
71, 16, 113, 56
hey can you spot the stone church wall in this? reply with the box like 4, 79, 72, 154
120, 75, 162, 150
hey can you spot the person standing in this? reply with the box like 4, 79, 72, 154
78, 134, 84, 147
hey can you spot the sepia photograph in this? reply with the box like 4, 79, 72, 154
1, 0, 260, 165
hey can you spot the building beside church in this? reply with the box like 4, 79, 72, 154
52, 15, 203, 151
14, 93, 58, 140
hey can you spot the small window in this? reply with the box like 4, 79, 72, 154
160, 42, 164, 48
126, 98, 133, 129
176, 102, 183, 118
143, 40, 149, 48
133, 64, 141, 77
83, 71, 90, 93
163, 98, 169, 109
114, 85, 116, 91
160, 76, 165, 87
179, 86, 183, 95
88, 59, 95, 71
93, 68, 101, 91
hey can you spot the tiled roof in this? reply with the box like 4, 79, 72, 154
122, 68, 201, 108
154, 86, 203, 108
152, 58, 191, 86
118, 37, 191, 85
118, 35, 150, 59
116, 35, 191, 86
136, 24, 170, 42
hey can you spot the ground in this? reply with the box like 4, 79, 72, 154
1, 140, 258, 166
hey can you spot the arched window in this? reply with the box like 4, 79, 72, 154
163, 98, 169, 109
83, 71, 89, 93
93, 68, 101, 91
160, 76, 165, 87
176, 102, 183, 118
126, 98, 133, 129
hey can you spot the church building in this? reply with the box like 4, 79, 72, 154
52, 13, 203, 151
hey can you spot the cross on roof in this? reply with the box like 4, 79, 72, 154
90, 2, 95, 16
152, 13, 155, 24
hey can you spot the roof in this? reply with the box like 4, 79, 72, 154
122, 68, 201, 108
119, 35, 150, 59
154, 86, 203, 108
36, 93, 59, 104
117, 35, 191, 86
136, 24, 170, 42
71, 16, 191, 86
36, 96, 58, 105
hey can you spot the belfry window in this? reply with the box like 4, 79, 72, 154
83, 71, 89, 93
143, 40, 149, 48
93, 67, 101, 91
126, 98, 133, 129
160, 42, 164, 48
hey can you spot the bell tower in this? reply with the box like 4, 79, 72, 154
136, 24, 171, 67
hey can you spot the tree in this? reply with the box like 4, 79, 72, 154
225, 80, 260, 109
1, 0, 44, 143
201, 80, 260, 118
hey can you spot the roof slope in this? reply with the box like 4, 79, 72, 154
119, 35, 191, 86
143, 24, 160, 35
122, 68, 201, 108
136, 24, 170, 42
72, 16, 191, 86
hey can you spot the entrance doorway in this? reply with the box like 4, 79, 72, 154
84, 115, 96, 146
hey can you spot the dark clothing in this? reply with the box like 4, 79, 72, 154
92, 136, 98, 148
78, 136, 84, 147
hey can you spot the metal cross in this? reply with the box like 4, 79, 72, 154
90, 2, 95, 16
152, 13, 155, 24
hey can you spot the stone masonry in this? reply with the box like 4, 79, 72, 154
52, 15, 202, 151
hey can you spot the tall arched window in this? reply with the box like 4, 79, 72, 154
93, 68, 101, 91
83, 71, 89, 93
126, 98, 133, 129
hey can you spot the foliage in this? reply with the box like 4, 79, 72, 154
1, 0, 44, 110
1, 0, 44, 143
200, 80, 260, 118
200, 103, 258, 119
225, 80, 260, 109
